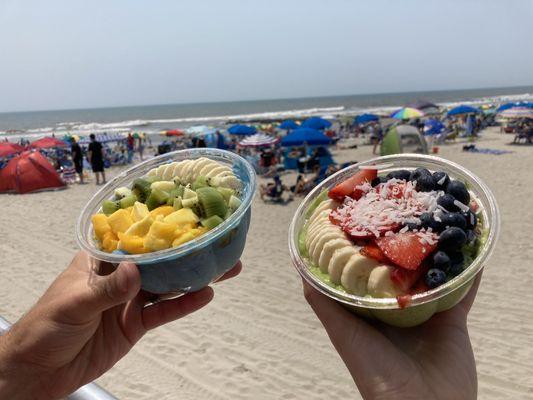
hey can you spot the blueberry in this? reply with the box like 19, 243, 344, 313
448, 263, 464, 277
448, 250, 465, 267
439, 227, 467, 250
409, 167, 432, 182
462, 210, 477, 229
425, 268, 447, 288
437, 194, 460, 212
371, 177, 384, 187
446, 181, 470, 205
440, 212, 467, 230
414, 174, 435, 192
433, 171, 450, 190
420, 212, 442, 231
386, 169, 411, 181
433, 251, 451, 270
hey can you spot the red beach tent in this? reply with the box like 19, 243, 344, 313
0, 142, 24, 158
0, 151, 65, 194
29, 137, 68, 149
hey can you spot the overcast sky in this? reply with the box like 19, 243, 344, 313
0, 0, 532, 112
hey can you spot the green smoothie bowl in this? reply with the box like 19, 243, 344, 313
289, 154, 499, 327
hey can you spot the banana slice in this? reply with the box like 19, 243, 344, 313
173, 160, 191, 179
205, 165, 232, 178
217, 175, 242, 190
318, 238, 351, 272
190, 158, 213, 180
308, 226, 344, 257
367, 265, 404, 298
328, 247, 358, 284
146, 168, 157, 177
162, 162, 178, 181
308, 200, 336, 222
182, 161, 197, 183
341, 253, 379, 296
150, 181, 175, 192
199, 161, 220, 177
310, 230, 344, 262
156, 164, 169, 179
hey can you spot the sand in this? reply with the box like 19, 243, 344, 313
1, 127, 532, 399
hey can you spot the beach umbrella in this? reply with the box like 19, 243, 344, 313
238, 133, 280, 147
499, 107, 533, 119
0, 142, 24, 158
186, 125, 212, 135
29, 137, 68, 149
278, 120, 299, 130
0, 151, 65, 194
423, 119, 445, 136
446, 105, 480, 116
496, 101, 533, 112
281, 128, 332, 147
390, 107, 425, 120
301, 117, 332, 130
407, 100, 438, 111
227, 124, 257, 136
161, 129, 184, 137
354, 113, 379, 125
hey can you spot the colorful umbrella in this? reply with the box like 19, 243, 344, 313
0, 142, 24, 158
301, 117, 332, 130
499, 107, 533, 119
446, 105, 480, 116
278, 120, 299, 130
281, 128, 332, 146
227, 124, 257, 136
238, 133, 280, 147
29, 137, 68, 149
390, 107, 425, 120
354, 113, 379, 125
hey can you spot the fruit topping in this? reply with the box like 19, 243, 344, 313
376, 232, 437, 270
438, 227, 467, 250
328, 169, 377, 202
425, 268, 447, 288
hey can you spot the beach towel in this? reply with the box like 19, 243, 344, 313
462, 145, 512, 155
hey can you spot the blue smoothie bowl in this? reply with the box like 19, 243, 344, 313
77, 148, 256, 294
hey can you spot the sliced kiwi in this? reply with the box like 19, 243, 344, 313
145, 176, 161, 184
228, 195, 242, 211
119, 194, 138, 209
173, 197, 183, 210
181, 197, 199, 209
102, 200, 120, 215
169, 185, 185, 199
132, 179, 152, 203
217, 187, 235, 203
196, 187, 228, 218
145, 188, 169, 211
192, 176, 209, 191
201, 215, 224, 229
183, 187, 197, 200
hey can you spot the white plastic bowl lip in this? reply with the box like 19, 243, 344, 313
76, 148, 257, 264
289, 153, 500, 310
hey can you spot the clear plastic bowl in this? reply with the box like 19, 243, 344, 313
289, 154, 500, 327
77, 148, 257, 294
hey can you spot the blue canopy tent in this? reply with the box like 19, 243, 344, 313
301, 117, 332, 130
423, 119, 445, 136
278, 119, 299, 130
447, 105, 481, 116
281, 128, 332, 146
354, 113, 379, 125
227, 124, 257, 136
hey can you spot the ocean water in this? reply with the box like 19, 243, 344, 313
1, 86, 532, 139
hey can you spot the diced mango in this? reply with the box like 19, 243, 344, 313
149, 206, 175, 219
144, 234, 171, 251
102, 231, 119, 252
172, 231, 197, 247
117, 233, 148, 254
125, 206, 134, 213
107, 209, 134, 234
164, 208, 200, 227
147, 220, 177, 243
92, 213, 112, 241
125, 215, 154, 237
132, 201, 149, 222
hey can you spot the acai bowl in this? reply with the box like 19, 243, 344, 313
289, 154, 499, 327
77, 148, 256, 294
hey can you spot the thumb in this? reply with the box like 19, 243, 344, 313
82, 261, 141, 315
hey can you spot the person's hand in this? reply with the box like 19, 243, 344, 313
303, 274, 481, 400
0, 251, 241, 400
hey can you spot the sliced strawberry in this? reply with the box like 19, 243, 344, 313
390, 264, 428, 292
360, 243, 390, 264
328, 169, 377, 202
376, 232, 437, 270
396, 294, 412, 309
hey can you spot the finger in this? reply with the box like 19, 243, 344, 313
459, 270, 483, 314
142, 286, 214, 330
214, 261, 242, 283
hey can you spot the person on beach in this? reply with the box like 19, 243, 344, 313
87, 134, 106, 185
0, 252, 480, 399
70, 138, 84, 184
137, 134, 144, 161
126, 133, 135, 164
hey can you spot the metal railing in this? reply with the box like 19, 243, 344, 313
0, 316, 117, 400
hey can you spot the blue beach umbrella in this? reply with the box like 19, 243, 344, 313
301, 117, 332, 130
227, 124, 257, 136
281, 128, 332, 146
447, 105, 481, 116
496, 101, 533, 112
423, 119, 445, 136
278, 119, 299, 130
354, 113, 379, 125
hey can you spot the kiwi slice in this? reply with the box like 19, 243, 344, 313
102, 200, 120, 215
145, 188, 169, 211
228, 195, 242, 211
169, 185, 185, 199
201, 215, 224, 229
192, 176, 209, 191
217, 187, 235, 203
145, 176, 161, 184
196, 187, 228, 218
132, 179, 152, 203
119, 194, 138, 209
181, 197, 199, 209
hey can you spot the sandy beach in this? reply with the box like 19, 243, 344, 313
1, 127, 532, 399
